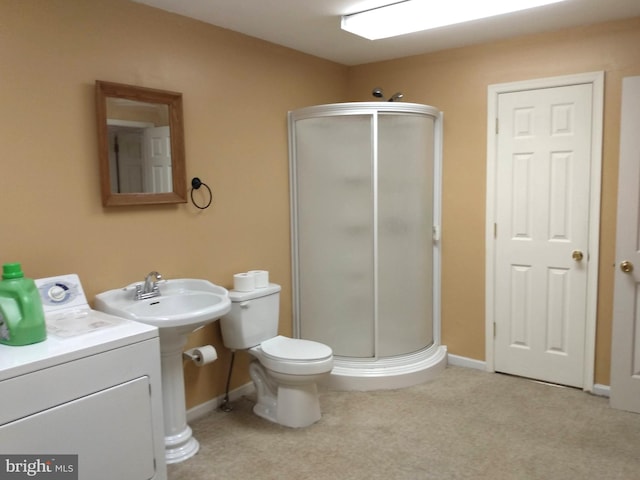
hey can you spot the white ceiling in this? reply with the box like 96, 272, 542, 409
132, 0, 640, 66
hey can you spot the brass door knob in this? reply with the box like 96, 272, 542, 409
621, 261, 634, 273
572, 250, 584, 261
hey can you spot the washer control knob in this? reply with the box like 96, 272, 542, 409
49, 285, 67, 302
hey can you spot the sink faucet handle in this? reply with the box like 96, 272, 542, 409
143, 271, 163, 294
151, 272, 162, 290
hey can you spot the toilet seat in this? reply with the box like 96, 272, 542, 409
262, 335, 332, 361
251, 335, 333, 375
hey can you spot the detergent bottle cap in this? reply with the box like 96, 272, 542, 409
2, 263, 25, 280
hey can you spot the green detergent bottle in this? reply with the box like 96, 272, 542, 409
0, 263, 47, 346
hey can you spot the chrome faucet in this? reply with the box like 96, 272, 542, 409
135, 271, 163, 300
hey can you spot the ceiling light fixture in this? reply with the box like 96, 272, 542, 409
341, 0, 567, 40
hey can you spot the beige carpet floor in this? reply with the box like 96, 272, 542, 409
167, 366, 640, 480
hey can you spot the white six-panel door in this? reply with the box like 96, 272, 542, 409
143, 126, 172, 194
610, 76, 640, 413
487, 73, 603, 390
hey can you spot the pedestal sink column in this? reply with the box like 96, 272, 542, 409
159, 332, 199, 464
93, 279, 231, 465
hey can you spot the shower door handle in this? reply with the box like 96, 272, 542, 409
432, 225, 441, 241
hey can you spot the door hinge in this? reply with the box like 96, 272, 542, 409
494, 223, 497, 239
496, 118, 499, 135
493, 322, 497, 338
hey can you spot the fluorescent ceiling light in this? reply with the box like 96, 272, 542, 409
341, 0, 567, 40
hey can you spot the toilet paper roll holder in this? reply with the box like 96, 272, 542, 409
183, 345, 217, 365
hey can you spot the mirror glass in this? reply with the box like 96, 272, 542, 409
95, 81, 187, 206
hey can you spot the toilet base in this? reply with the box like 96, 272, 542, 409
276, 382, 321, 428
249, 361, 323, 428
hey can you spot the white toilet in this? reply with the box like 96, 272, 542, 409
220, 283, 333, 428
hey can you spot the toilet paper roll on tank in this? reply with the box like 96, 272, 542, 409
233, 270, 269, 291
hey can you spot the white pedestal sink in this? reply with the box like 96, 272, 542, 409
95, 279, 231, 464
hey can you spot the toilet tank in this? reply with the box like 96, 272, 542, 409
219, 283, 281, 350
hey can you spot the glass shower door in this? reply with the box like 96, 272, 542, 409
293, 114, 375, 357
377, 113, 435, 356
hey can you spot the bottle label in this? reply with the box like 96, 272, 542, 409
0, 312, 9, 341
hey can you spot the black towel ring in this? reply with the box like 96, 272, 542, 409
190, 177, 213, 210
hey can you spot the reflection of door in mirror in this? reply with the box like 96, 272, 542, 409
107, 123, 172, 194
144, 126, 172, 194
106, 98, 171, 194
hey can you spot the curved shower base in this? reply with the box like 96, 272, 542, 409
328, 344, 448, 391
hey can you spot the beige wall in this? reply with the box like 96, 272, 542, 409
3, 0, 638, 409
348, 17, 640, 385
0, 0, 347, 408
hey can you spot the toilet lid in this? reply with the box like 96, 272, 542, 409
261, 336, 332, 361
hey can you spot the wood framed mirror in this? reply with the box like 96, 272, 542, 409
95, 80, 187, 206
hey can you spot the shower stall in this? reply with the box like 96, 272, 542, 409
288, 102, 447, 390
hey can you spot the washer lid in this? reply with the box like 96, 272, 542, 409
261, 336, 332, 361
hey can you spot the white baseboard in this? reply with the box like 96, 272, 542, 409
186, 382, 255, 423
592, 383, 610, 398
447, 353, 487, 371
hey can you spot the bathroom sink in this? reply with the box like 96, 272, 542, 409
95, 278, 231, 331
95, 278, 231, 464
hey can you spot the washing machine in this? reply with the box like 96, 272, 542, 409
0, 274, 166, 480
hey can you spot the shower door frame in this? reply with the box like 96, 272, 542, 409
288, 102, 443, 363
